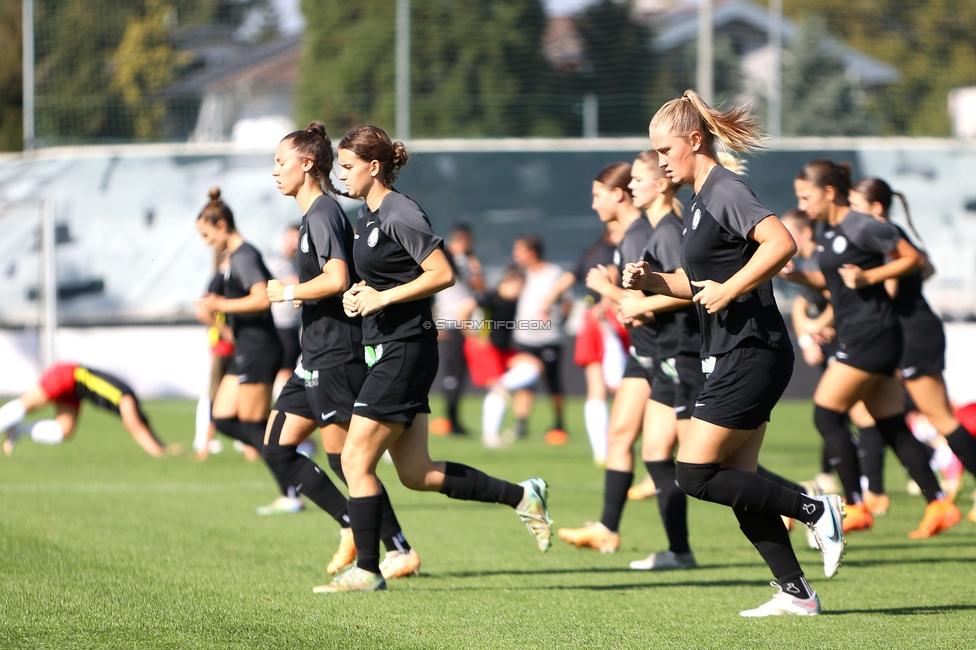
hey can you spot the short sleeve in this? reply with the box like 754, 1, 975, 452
234, 247, 271, 292
308, 200, 351, 267
388, 197, 444, 265
847, 212, 900, 256
650, 220, 684, 273
708, 169, 773, 240
207, 272, 224, 295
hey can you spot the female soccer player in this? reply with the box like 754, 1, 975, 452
318, 125, 551, 593
623, 90, 845, 617
264, 121, 419, 580
195, 187, 294, 510
0, 361, 174, 457
786, 160, 960, 538
849, 177, 976, 513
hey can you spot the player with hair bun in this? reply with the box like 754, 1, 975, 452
315, 125, 551, 593
625, 90, 844, 617
265, 121, 420, 580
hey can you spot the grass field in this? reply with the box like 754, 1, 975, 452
1, 396, 975, 649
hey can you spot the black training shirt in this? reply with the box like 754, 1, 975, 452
352, 192, 444, 345
641, 212, 701, 358
477, 291, 518, 351
815, 210, 900, 344
681, 165, 791, 357
615, 215, 657, 358
297, 194, 363, 369
573, 238, 616, 303
224, 242, 278, 348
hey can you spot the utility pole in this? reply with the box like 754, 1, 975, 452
395, 0, 410, 140
22, 0, 35, 151
696, 0, 713, 104
768, 0, 783, 137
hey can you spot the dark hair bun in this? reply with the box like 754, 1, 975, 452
306, 121, 327, 138
208, 186, 221, 201
392, 141, 409, 169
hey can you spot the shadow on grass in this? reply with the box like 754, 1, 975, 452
405, 578, 762, 593
437, 563, 766, 579
842, 555, 976, 568
825, 604, 976, 616
840, 541, 976, 551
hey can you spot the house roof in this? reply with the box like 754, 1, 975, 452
162, 34, 301, 97
651, 0, 899, 85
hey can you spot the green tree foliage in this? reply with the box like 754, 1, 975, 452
779, 16, 874, 136
651, 34, 742, 114
782, 0, 976, 136
0, 0, 22, 151
296, 0, 553, 138
110, 0, 192, 139
573, 0, 654, 135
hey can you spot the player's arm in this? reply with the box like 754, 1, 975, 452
203, 283, 272, 315
268, 258, 349, 302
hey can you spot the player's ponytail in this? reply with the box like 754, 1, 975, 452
339, 125, 409, 186
651, 90, 766, 158
198, 186, 236, 231
853, 177, 926, 250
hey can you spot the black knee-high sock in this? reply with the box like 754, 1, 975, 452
757, 465, 804, 493
645, 460, 690, 555
734, 508, 811, 598
813, 406, 863, 504
347, 495, 383, 574
328, 452, 409, 552
263, 415, 347, 524
599, 470, 633, 533
875, 414, 945, 503
213, 416, 244, 444
240, 419, 292, 497
820, 445, 832, 475
856, 425, 886, 494
946, 425, 976, 478
676, 462, 824, 525
439, 462, 524, 508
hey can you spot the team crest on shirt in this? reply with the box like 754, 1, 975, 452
831, 236, 848, 254
367, 228, 379, 247
613, 250, 621, 267
692, 209, 702, 230
300, 233, 309, 254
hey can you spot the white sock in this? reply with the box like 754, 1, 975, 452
584, 399, 609, 461
193, 395, 211, 452
482, 392, 507, 439
933, 445, 956, 473
600, 323, 626, 390
501, 364, 540, 391
0, 399, 26, 433
30, 420, 64, 445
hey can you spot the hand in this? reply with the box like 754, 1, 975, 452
801, 341, 825, 366
195, 293, 223, 317
342, 281, 366, 317
690, 279, 734, 314
585, 265, 613, 293
839, 264, 869, 289
267, 279, 286, 302
778, 259, 798, 281
622, 261, 649, 290
617, 294, 655, 323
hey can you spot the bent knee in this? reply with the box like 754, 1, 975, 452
675, 462, 719, 500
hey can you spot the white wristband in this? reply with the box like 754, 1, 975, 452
283, 285, 295, 301
798, 334, 814, 349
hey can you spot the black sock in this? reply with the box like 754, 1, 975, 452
554, 409, 564, 432
757, 465, 804, 493
262, 413, 347, 524
814, 406, 863, 504
946, 425, 976, 478
347, 495, 383, 574
735, 508, 810, 597
856, 425, 886, 494
515, 419, 527, 439
675, 462, 824, 524
239, 419, 292, 497
645, 460, 690, 555
599, 470, 633, 533
875, 414, 945, 503
439, 462, 523, 508
327, 452, 346, 483
378, 487, 410, 553
212, 417, 243, 443
820, 445, 832, 475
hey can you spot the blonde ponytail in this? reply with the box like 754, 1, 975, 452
651, 90, 767, 156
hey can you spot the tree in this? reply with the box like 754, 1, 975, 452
296, 0, 553, 138
780, 0, 976, 136
778, 17, 875, 136
651, 34, 743, 115
110, 0, 192, 139
0, 0, 22, 151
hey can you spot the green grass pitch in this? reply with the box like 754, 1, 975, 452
1, 396, 974, 649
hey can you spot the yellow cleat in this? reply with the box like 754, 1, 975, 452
909, 498, 962, 539
380, 548, 421, 580
627, 475, 658, 501
327, 527, 358, 575
556, 521, 619, 553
